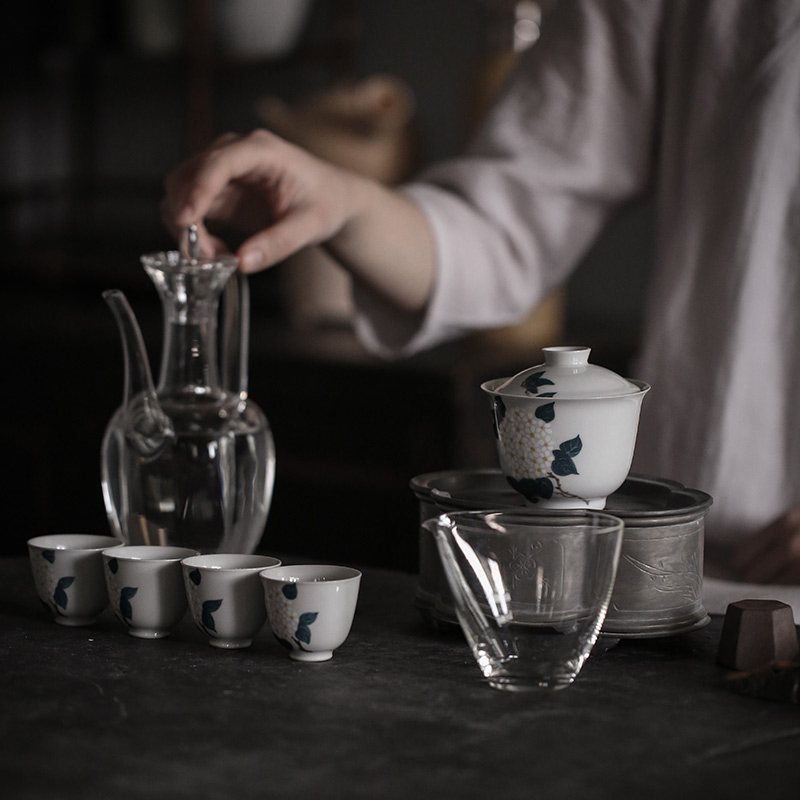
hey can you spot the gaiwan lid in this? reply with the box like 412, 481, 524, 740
486, 346, 647, 399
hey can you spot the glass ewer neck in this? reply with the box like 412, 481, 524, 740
141, 253, 238, 399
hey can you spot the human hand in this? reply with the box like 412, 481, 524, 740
161, 128, 436, 314
161, 129, 357, 273
731, 509, 800, 585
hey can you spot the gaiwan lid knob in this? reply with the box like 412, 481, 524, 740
493, 346, 645, 399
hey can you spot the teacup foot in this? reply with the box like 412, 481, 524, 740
54, 615, 98, 627
128, 628, 171, 639
209, 637, 252, 650
290, 650, 333, 662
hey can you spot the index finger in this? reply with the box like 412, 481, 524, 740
176, 131, 283, 227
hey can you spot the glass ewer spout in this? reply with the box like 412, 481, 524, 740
101, 251, 276, 554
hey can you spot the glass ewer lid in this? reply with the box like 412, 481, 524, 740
491, 346, 645, 398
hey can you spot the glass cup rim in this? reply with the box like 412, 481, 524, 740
429, 508, 625, 535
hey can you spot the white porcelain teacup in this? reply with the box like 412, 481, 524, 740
181, 554, 281, 649
102, 545, 198, 639
28, 534, 123, 626
261, 565, 361, 662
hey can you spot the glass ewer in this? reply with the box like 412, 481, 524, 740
101, 250, 275, 554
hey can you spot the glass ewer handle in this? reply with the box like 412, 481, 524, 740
221, 272, 250, 401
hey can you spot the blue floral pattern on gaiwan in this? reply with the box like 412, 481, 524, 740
265, 582, 319, 653
492, 375, 585, 504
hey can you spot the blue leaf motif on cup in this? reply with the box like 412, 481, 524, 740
42, 550, 56, 564
295, 612, 318, 645
189, 568, 202, 586
107, 557, 119, 574
270, 584, 319, 652
119, 587, 138, 623
202, 599, 223, 632
282, 583, 298, 600
53, 576, 75, 610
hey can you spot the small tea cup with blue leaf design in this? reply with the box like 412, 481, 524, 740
181, 553, 281, 649
102, 545, 198, 639
28, 534, 123, 626
261, 565, 361, 662
481, 346, 650, 510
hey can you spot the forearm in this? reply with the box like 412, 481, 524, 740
324, 174, 436, 314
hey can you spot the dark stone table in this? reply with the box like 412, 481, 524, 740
2, 557, 799, 800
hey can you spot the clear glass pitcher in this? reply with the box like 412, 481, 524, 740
101, 249, 275, 554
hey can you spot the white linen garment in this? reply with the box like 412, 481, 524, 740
352, 0, 800, 569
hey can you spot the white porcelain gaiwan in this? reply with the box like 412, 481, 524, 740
481, 346, 650, 510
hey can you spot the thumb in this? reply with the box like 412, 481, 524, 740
237, 209, 333, 273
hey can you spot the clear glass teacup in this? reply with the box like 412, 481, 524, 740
425, 509, 624, 691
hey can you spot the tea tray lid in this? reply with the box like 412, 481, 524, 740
410, 469, 712, 525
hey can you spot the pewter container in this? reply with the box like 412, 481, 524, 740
411, 469, 712, 638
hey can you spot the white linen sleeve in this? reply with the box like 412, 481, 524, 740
354, 0, 662, 358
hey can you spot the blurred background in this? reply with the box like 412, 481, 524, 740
1, 0, 652, 568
